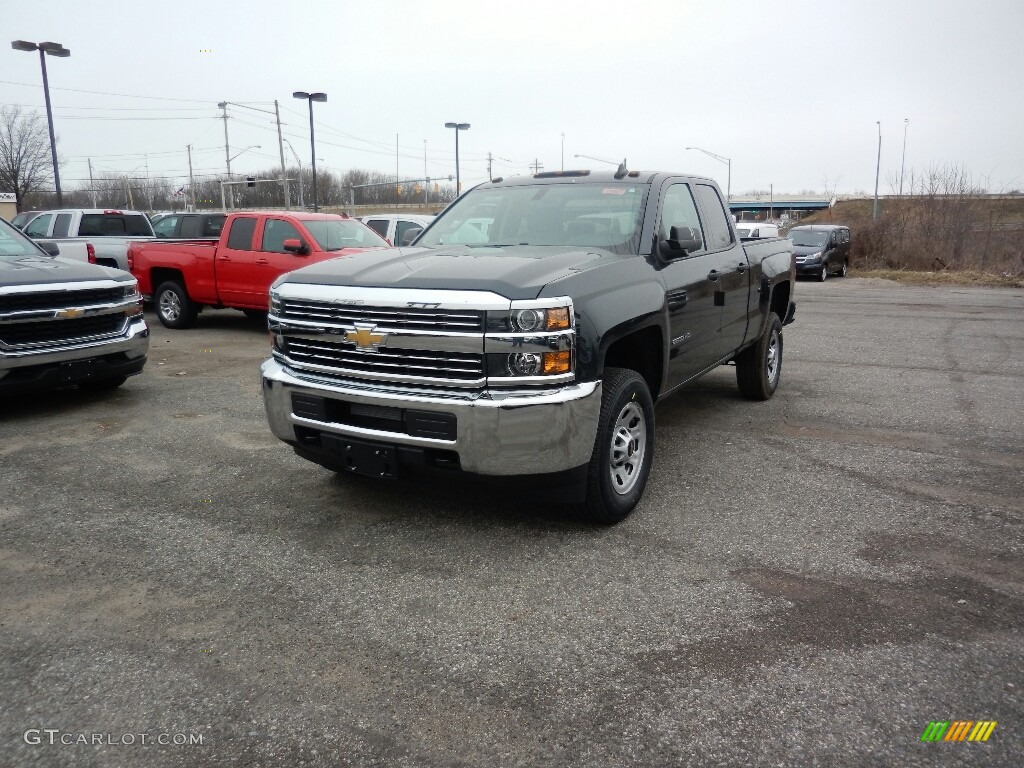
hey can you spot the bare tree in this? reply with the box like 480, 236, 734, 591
0, 106, 54, 211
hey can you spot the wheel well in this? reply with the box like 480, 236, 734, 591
770, 281, 791, 323
150, 267, 186, 294
602, 326, 663, 399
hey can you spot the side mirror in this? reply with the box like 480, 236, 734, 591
283, 238, 309, 255
399, 226, 423, 247
658, 225, 703, 259
38, 240, 61, 257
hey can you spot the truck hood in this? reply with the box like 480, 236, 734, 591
0, 255, 133, 286
277, 245, 617, 301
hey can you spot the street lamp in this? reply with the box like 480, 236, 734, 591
873, 121, 882, 219
899, 118, 909, 197
444, 122, 470, 196
229, 145, 261, 164
293, 91, 327, 211
685, 147, 731, 202
11, 40, 70, 206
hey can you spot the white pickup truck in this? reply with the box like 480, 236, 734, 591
22, 208, 155, 271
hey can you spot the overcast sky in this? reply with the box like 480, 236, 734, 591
4, 0, 1023, 197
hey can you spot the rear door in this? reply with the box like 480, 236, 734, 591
215, 216, 259, 306
364, 218, 390, 242
657, 181, 720, 387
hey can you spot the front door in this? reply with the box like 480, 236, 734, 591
658, 182, 720, 388
216, 216, 258, 306
254, 218, 310, 305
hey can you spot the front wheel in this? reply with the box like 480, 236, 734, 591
818, 263, 828, 281
582, 367, 655, 524
838, 261, 848, 277
155, 281, 199, 329
735, 314, 783, 401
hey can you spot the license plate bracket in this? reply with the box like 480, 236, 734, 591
323, 435, 398, 479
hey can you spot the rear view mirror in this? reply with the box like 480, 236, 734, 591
658, 225, 703, 259
283, 238, 309, 255
399, 226, 423, 247
38, 240, 61, 257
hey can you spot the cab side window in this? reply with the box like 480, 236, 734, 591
25, 214, 53, 238
153, 216, 179, 238
179, 216, 202, 238
261, 219, 303, 253
52, 213, 72, 238
659, 184, 705, 255
365, 219, 388, 238
693, 184, 734, 251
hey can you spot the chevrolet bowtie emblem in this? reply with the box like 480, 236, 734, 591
344, 325, 386, 351
56, 307, 84, 319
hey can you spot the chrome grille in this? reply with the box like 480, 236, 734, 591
282, 338, 484, 385
0, 314, 127, 347
280, 300, 484, 332
0, 287, 124, 313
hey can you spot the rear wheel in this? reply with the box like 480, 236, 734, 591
582, 367, 655, 524
155, 281, 199, 329
736, 314, 783, 401
839, 261, 848, 277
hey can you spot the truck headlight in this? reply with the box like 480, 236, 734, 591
269, 290, 281, 315
488, 304, 572, 332
503, 351, 572, 377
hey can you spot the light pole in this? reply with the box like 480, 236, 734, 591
873, 121, 882, 219
293, 91, 327, 211
11, 40, 70, 207
444, 122, 470, 196
561, 132, 565, 171
899, 118, 909, 197
685, 147, 731, 202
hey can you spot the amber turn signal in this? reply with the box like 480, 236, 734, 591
542, 351, 571, 374
545, 307, 570, 330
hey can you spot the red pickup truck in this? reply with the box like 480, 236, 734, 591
128, 211, 389, 328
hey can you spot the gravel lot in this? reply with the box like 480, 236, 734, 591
2, 278, 1022, 767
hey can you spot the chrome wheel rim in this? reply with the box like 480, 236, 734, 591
841, 262, 848, 276
766, 329, 780, 384
159, 290, 181, 322
820, 265, 828, 281
609, 401, 646, 495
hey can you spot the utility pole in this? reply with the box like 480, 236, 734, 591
769, 183, 774, 222
487, 152, 493, 181
218, 101, 233, 209
530, 158, 544, 174
87, 158, 97, 207
423, 140, 428, 204
187, 144, 196, 210
396, 134, 400, 199
873, 121, 882, 219
561, 132, 565, 171
275, 100, 290, 209
898, 118, 909, 198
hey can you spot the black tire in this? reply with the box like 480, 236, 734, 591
243, 309, 268, 323
155, 280, 199, 329
838, 260, 848, 277
78, 376, 127, 392
582, 367, 655, 524
735, 314, 783, 401
818, 263, 828, 281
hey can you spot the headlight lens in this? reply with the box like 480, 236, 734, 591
489, 305, 572, 332
269, 290, 281, 315
508, 352, 542, 376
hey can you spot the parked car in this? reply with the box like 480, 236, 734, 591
129, 211, 389, 329
10, 211, 42, 231
735, 223, 780, 239
359, 214, 435, 246
262, 170, 796, 523
788, 224, 850, 280
152, 212, 226, 240
0, 215, 148, 393
20, 208, 155, 271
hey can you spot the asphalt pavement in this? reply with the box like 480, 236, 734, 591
2, 277, 1022, 767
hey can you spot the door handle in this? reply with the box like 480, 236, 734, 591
707, 269, 721, 282
736, 262, 749, 273
256, 257, 269, 264
217, 255, 231, 261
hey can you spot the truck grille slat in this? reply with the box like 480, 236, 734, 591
284, 340, 483, 383
280, 300, 484, 332
0, 287, 125, 314
0, 314, 127, 347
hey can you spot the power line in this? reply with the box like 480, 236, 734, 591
0, 79, 218, 104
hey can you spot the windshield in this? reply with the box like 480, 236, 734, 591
788, 230, 829, 247
304, 220, 390, 251
415, 182, 649, 254
0, 217, 48, 259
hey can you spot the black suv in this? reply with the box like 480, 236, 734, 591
788, 224, 850, 281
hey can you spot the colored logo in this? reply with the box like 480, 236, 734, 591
921, 721, 997, 742
344, 325, 386, 352
55, 307, 84, 319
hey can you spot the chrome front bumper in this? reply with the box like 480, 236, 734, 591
261, 358, 602, 475
0, 316, 149, 371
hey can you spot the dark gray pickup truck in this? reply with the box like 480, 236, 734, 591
261, 170, 795, 522
0, 216, 148, 393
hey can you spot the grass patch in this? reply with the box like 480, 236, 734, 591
852, 268, 1024, 288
